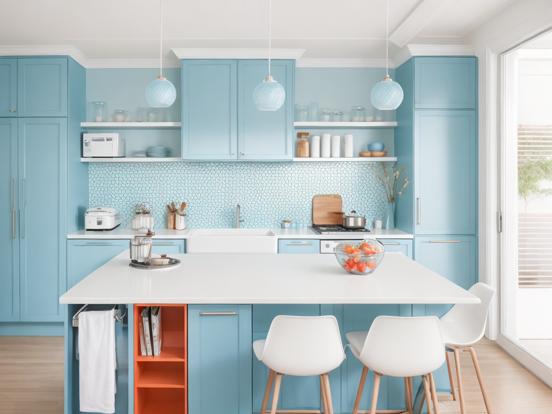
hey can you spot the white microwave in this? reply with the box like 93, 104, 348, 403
82, 133, 125, 158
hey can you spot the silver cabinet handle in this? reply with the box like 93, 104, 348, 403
380, 241, 400, 245
11, 178, 16, 239
427, 240, 461, 244
8, 108, 16, 113
19, 178, 26, 239
285, 241, 314, 246
199, 311, 238, 316
76, 241, 122, 246
416, 197, 421, 225
152, 242, 177, 246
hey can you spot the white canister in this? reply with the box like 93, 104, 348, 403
344, 134, 354, 158
175, 214, 186, 230
321, 133, 331, 158
310, 135, 321, 158
331, 135, 341, 158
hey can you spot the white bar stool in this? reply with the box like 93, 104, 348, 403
347, 316, 445, 414
440, 283, 495, 414
253, 315, 346, 414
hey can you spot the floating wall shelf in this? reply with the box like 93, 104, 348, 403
292, 157, 397, 162
293, 121, 397, 128
80, 157, 182, 163
80, 122, 181, 128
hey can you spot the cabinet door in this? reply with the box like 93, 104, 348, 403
414, 235, 477, 317
414, 57, 476, 109
0, 58, 17, 117
67, 240, 128, 288
18, 118, 67, 322
181, 60, 237, 160
415, 110, 476, 235
18, 57, 67, 117
188, 305, 252, 414
377, 239, 413, 258
278, 239, 320, 254
0, 119, 19, 321
237, 60, 294, 160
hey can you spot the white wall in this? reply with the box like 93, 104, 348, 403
518, 56, 552, 124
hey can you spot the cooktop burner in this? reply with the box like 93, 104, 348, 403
312, 225, 371, 234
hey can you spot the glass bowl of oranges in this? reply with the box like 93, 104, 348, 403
334, 240, 385, 275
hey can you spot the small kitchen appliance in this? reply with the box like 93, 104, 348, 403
82, 133, 125, 158
85, 208, 121, 230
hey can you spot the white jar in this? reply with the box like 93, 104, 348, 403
321, 134, 331, 158
344, 134, 354, 158
175, 214, 186, 230
310, 135, 321, 158
331, 135, 341, 158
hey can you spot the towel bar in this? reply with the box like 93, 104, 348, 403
72, 304, 126, 328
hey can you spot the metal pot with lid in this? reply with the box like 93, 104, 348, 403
342, 210, 367, 229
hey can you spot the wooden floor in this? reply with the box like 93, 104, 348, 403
0, 337, 551, 414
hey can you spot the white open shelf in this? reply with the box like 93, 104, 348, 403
292, 157, 397, 162
293, 121, 397, 128
80, 157, 182, 163
80, 122, 181, 128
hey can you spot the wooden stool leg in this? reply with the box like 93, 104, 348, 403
369, 373, 381, 414
422, 375, 433, 414
429, 373, 441, 414
453, 348, 466, 414
446, 351, 457, 401
261, 370, 275, 414
322, 374, 334, 414
469, 347, 493, 414
320, 375, 329, 414
270, 374, 283, 414
353, 367, 369, 414
404, 377, 413, 414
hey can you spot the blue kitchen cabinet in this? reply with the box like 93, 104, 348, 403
415, 110, 476, 235
18, 57, 68, 117
414, 57, 477, 109
377, 239, 413, 258
188, 305, 252, 414
0, 118, 19, 321
278, 239, 320, 254
181, 59, 294, 161
67, 240, 128, 288
181, 60, 238, 160
18, 118, 67, 322
0, 58, 17, 116
237, 60, 294, 160
152, 239, 186, 254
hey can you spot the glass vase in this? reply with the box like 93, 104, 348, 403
385, 202, 395, 229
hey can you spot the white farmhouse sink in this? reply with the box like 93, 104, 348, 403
187, 228, 278, 253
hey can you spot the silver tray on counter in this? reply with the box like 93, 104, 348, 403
129, 257, 181, 270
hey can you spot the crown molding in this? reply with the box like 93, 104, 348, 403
393, 43, 475, 67
0, 45, 88, 66
85, 57, 180, 69
171, 48, 306, 60
297, 58, 392, 68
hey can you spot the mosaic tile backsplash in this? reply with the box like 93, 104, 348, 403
89, 162, 389, 229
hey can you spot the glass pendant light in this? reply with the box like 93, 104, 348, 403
145, 0, 176, 108
253, 0, 286, 111
371, 0, 404, 111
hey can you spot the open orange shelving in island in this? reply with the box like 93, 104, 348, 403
134, 304, 187, 414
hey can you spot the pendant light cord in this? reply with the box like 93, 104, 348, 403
268, 0, 272, 77
385, 0, 389, 77
159, 0, 164, 79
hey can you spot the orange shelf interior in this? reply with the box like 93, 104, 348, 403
134, 304, 187, 414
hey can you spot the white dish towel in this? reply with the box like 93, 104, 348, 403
78, 309, 117, 414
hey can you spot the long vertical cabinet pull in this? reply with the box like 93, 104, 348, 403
19, 178, 25, 239
11, 178, 17, 239
416, 197, 421, 225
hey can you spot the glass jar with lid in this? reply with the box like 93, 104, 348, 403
296, 131, 310, 158
92, 101, 106, 122
351, 106, 366, 122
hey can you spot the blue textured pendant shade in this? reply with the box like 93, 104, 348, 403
253, 75, 286, 111
145, 76, 177, 108
371, 75, 404, 110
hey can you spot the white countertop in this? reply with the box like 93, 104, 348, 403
67, 227, 412, 240
60, 252, 478, 305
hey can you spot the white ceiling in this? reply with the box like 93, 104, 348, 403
0, 0, 520, 65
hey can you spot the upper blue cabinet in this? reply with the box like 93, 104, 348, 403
414, 57, 477, 109
181, 59, 294, 161
0, 58, 17, 117
18, 57, 68, 117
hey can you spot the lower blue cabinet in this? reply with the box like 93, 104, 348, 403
278, 239, 320, 254
152, 239, 186, 255
188, 305, 252, 414
377, 239, 413, 258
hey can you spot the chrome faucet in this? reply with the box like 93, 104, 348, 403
235, 204, 244, 228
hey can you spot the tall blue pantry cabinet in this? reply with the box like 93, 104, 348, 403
0, 56, 87, 335
395, 56, 478, 391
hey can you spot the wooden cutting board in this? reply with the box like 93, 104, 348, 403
312, 194, 343, 225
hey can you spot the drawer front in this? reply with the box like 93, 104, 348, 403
152, 239, 186, 254
377, 239, 413, 258
278, 239, 320, 254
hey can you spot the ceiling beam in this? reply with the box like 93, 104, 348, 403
389, 0, 450, 48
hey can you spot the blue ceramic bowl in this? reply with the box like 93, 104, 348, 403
368, 142, 385, 151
